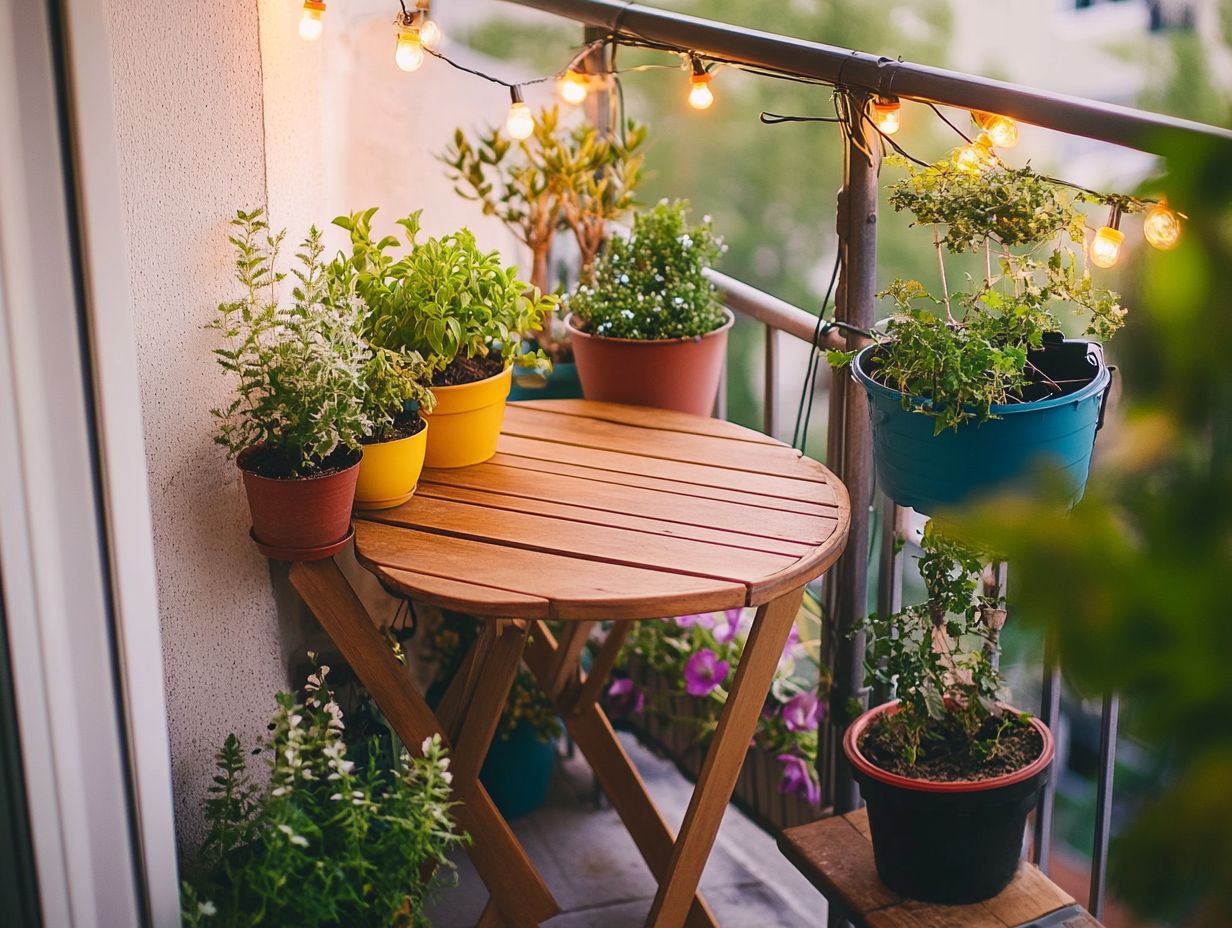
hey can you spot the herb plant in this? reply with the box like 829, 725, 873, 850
860, 521, 1032, 778
831, 154, 1128, 434
568, 200, 727, 340
209, 209, 372, 477
334, 208, 556, 377
180, 661, 467, 928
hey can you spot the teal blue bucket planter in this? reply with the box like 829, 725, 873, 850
852, 340, 1111, 515
509, 361, 584, 402
479, 722, 557, 820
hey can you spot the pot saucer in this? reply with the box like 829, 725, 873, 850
250, 525, 355, 561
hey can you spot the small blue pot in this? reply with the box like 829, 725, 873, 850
479, 722, 557, 820
852, 340, 1111, 515
509, 361, 584, 402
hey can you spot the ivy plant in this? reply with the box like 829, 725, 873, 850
832, 154, 1128, 434
860, 522, 1028, 775
568, 199, 727, 340
209, 210, 372, 477
180, 661, 467, 928
334, 208, 556, 375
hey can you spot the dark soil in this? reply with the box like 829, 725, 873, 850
239, 443, 361, 480
361, 412, 425, 445
433, 353, 504, 387
860, 712, 1044, 782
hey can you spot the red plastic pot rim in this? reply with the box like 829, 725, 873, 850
249, 525, 354, 561
236, 445, 362, 481
844, 700, 1055, 794
563, 308, 734, 345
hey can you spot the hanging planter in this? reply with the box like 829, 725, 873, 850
853, 337, 1111, 515
845, 701, 1054, 904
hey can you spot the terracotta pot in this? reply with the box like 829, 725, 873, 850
238, 446, 360, 560
423, 365, 512, 469
844, 701, 1054, 904
564, 309, 734, 417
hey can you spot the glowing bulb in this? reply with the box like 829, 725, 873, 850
298, 0, 325, 41
419, 18, 441, 49
954, 132, 994, 174
974, 112, 1018, 148
395, 29, 424, 72
559, 70, 589, 106
1090, 226, 1124, 269
1143, 200, 1182, 250
871, 96, 901, 135
506, 87, 535, 140
687, 58, 714, 110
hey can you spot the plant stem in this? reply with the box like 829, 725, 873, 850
934, 224, 954, 323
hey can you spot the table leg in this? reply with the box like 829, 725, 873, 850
524, 621, 719, 928
289, 560, 559, 928
646, 587, 806, 928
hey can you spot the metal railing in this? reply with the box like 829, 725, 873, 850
500, 0, 1228, 917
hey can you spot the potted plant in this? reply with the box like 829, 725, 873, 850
566, 200, 733, 417
335, 208, 556, 468
834, 154, 1129, 515
845, 522, 1053, 904
179, 660, 467, 927
442, 106, 646, 398
210, 210, 372, 560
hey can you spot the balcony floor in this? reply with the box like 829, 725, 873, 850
427, 731, 824, 927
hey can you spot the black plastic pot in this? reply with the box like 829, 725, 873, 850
844, 702, 1055, 904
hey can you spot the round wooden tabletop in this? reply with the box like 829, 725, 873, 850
353, 399, 850, 620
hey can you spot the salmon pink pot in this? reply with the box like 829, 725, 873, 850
238, 446, 360, 560
564, 310, 733, 417
844, 701, 1054, 904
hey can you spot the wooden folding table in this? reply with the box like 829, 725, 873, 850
289, 399, 850, 928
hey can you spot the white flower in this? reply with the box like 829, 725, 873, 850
271, 787, 288, 797
421, 736, 434, 755
198, 900, 217, 916
351, 790, 364, 799
278, 824, 294, 836
441, 771, 453, 784
330, 793, 342, 801
290, 834, 309, 848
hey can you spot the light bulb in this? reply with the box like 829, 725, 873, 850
506, 89, 535, 139
1090, 226, 1124, 269
419, 18, 441, 49
871, 96, 901, 135
559, 70, 589, 106
395, 29, 424, 72
688, 59, 714, 110
1143, 200, 1182, 250
954, 132, 994, 174
973, 111, 1018, 148
298, 0, 325, 41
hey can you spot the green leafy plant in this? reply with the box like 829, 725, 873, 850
334, 208, 556, 380
209, 209, 373, 477
859, 521, 1032, 777
832, 155, 1128, 434
568, 200, 727, 340
180, 661, 467, 928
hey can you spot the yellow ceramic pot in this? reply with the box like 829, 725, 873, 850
353, 421, 429, 509
424, 365, 512, 468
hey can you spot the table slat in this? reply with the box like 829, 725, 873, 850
373, 565, 552, 619
511, 398, 782, 446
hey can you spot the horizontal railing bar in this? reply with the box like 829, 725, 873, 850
708, 270, 846, 350
501, 0, 1232, 155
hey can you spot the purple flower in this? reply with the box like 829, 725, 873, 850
683, 649, 730, 697
605, 677, 645, 717
713, 608, 744, 645
675, 613, 714, 629
781, 692, 821, 733
777, 753, 820, 805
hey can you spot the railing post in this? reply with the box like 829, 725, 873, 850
763, 324, 778, 438
1033, 634, 1062, 873
581, 25, 615, 135
829, 92, 880, 815
872, 497, 902, 706
1090, 693, 1119, 920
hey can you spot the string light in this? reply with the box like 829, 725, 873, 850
1090, 205, 1124, 269
395, 18, 425, 72
972, 111, 1018, 148
871, 96, 901, 135
506, 85, 535, 140
559, 69, 589, 105
415, 0, 441, 49
299, 0, 325, 41
688, 58, 714, 110
954, 132, 995, 174
1143, 199, 1183, 250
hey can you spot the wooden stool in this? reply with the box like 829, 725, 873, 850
289, 399, 851, 928
779, 810, 1104, 928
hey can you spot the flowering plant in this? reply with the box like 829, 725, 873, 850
608, 596, 828, 806
180, 660, 466, 928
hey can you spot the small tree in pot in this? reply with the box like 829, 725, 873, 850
566, 199, 732, 417
210, 209, 373, 559
846, 521, 1053, 904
